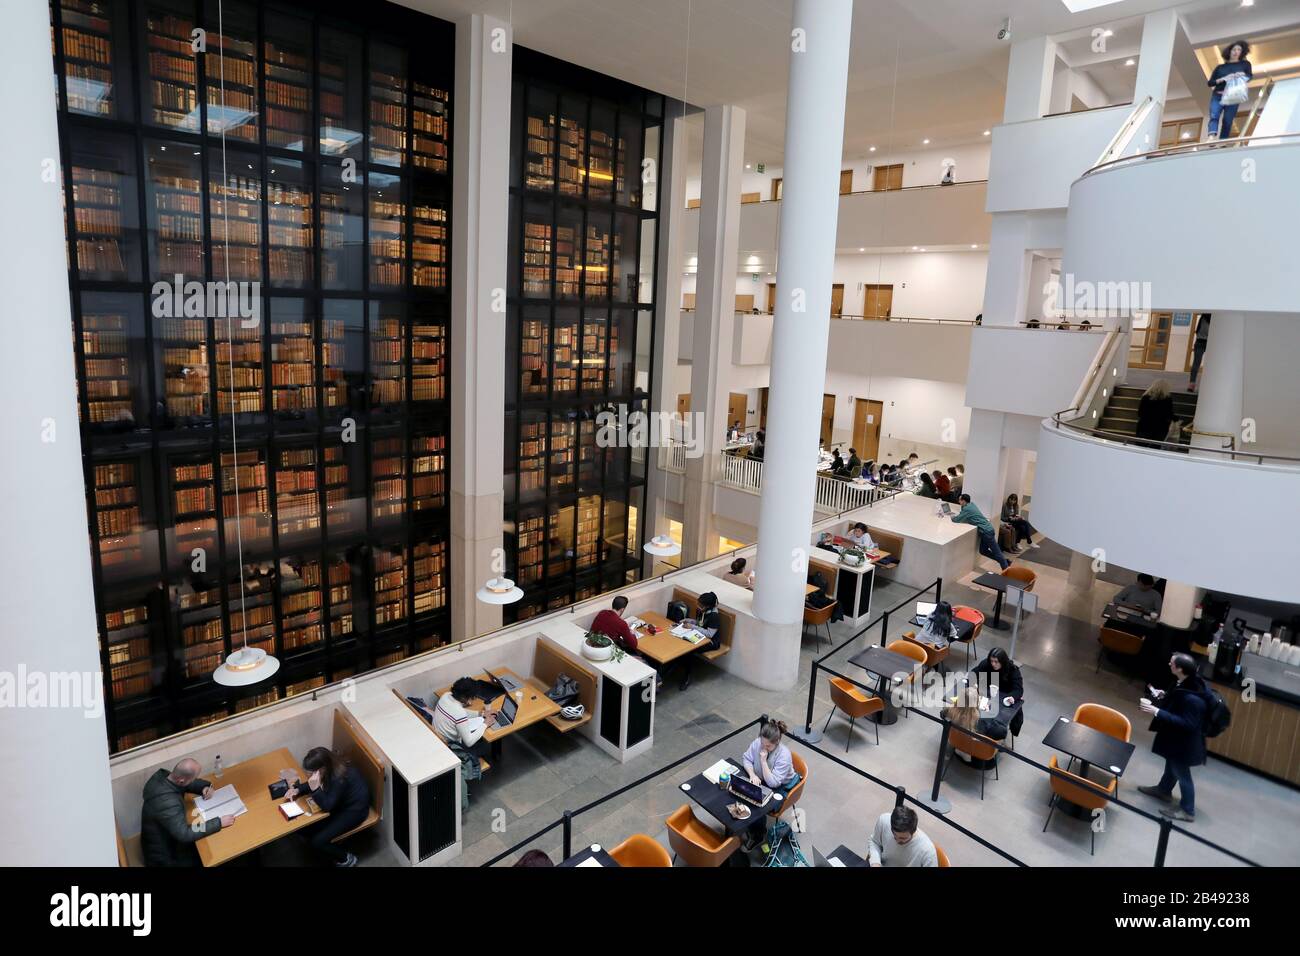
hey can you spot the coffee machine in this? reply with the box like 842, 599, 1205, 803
1212, 616, 1247, 683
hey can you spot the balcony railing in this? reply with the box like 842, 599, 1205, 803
658, 442, 687, 474
718, 450, 896, 513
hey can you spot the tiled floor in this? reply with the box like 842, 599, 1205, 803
353, 543, 1297, 869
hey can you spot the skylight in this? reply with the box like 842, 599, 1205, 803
1060, 0, 1126, 12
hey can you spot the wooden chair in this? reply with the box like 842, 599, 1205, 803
824, 675, 884, 750
1096, 626, 1145, 674
610, 833, 672, 867
943, 726, 1000, 799
331, 709, 385, 843
1042, 755, 1116, 855
528, 639, 598, 732
771, 752, 809, 819
935, 844, 951, 867
951, 606, 984, 668
802, 601, 835, 651
665, 805, 740, 866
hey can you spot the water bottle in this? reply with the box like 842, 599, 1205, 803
214, 754, 223, 778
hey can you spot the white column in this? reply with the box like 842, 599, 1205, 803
0, 1, 116, 865
682, 105, 745, 563
1133, 9, 1179, 107
1190, 312, 1244, 456
450, 15, 511, 637
963, 408, 1010, 521
751, 0, 853, 689
1160, 582, 1204, 631
1067, 550, 1096, 590
643, 111, 690, 576
1003, 36, 1058, 123
981, 213, 1035, 327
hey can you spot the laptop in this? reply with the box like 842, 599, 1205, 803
484, 668, 523, 694
492, 691, 519, 728
727, 775, 770, 807
812, 845, 846, 868
938, 502, 954, 516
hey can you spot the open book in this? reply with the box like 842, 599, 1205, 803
194, 784, 247, 824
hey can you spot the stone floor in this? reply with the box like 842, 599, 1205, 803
344, 542, 1296, 869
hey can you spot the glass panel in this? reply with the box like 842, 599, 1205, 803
411, 427, 447, 513
214, 294, 266, 421
412, 80, 450, 173
518, 409, 546, 503
519, 304, 550, 400
369, 172, 405, 290
323, 438, 363, 537
79, 291, 148, 431
550, 410, 576, 495
556, 204, 582, 301
613, 211, 638, 303
638, 219, 657, 304
513, 506, 544, 585
616, 110, 642, 208
154, 295, 212, 426
412, 538, 447, 617
586, 101, 616, 203
558, 93, 587, 198
101, 589, 160, 704
521, 198, 554, 297
610, 308, 636, 396
141, 0, 199, 132
524, 84, 557, 191
263, 11, 312, 151
319, 28, 363, 159
584, 213, 613, 301
410, 302, 447, 403
266, 158, 312, 288
321, 299, 363, 415
370, 430, 405, 525
166, 450, 217, 575
325, 550, 360, 643
602, 488, 628, 564
319, 162, 363, 290
205, 1, 257, 144
412, 179, 449, 291
369, 300, 406, 409
173, 576, 224, 684
61, 0, 134, 121
552, 306, 578, 397
640, 123, 660, 212
580, 307, 608, 393
208, 149, 262, 283
275, 444, 320, 548
369, 41, 407, 168
93, 455, 159, 584
220, 447, 271, 553
228, 561, 275, 657
576, 494, 601, 570
144, 138, 204, 282
372, 542, 409, 628
546, 503, 574, 578
577, 406, 600, 493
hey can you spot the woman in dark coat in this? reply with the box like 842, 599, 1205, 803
287, 747, 371, 866
1135, 379, 1175, 446
1138, 653, 1207, 822
972, 647, 1025, 737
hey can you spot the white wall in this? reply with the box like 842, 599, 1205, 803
1243, 313, 1300, 456
823, 370, 971, 468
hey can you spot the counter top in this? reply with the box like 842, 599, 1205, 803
837, 493, 978, 546
344, 686, 461, 784
535, 619, 657, 687
1203, 654, 1300, 707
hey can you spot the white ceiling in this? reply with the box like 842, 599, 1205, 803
395, 0, 1298, 166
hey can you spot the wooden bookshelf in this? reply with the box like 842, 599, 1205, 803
412, 202, 447, 289
267, 170, 313, 287
373, 546, 408, 626
61, 0, 120, 118
369, 180, 406, 289
80, 308, 134, 425
515, 511, 544, 584
411, 308, 446, 402
370, 436, 405, 523
205, 19, 258, 142
522, 220, 552, 297
553, 317, 577, 395
369, 48, 408, 167
209, 165, 262, 282
269, 300, 314, 412
220, 449, 270, 548
411, 432, 446, 512
558, 115, 584, 197
71, 164, 128, 279
323, 444, 352, 532
518, 419, 545, 497
520, 316, 549, 398
159, 315, 208, 421
275, 447, 319, 541
102, 598, 155, 702
369, 303, 405, 406
146, 149, 203, 280
263, 26, 311, 150
176, 583, 224, 682
94, 460, 145, 570
576, 495, 600, 570
412, 539, 446, 616
235, 687, 280, 712
327, 557, 353, 640
285, 674, 326, 698
228, 567, 275, 657
215, 318, 264, 416
525, 111, 555, 190
550, 417, 576, 494
143, 9, 198, 131
169, 455, 216, 565
280, 558, 324, 655
412, 82, 450, 173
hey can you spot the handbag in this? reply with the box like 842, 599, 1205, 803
1220, 72, 1249, 106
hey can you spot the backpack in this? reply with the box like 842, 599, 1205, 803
666, 600, 688, 623
761, 820, 809, 868
545, 673, 581, 707
1201, 688, 1232, 738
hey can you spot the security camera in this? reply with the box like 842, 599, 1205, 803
997, 18, 1012, 42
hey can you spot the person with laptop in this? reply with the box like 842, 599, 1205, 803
917, 600, 957, 649
433, 677, 498, 762
1114, 574, 1163, 616
590, 594, 639, 653
742, 719, 798, 792
867, 806, 938, 867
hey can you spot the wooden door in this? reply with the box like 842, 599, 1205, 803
820, 394, 836, 447
839, 169, 854, 194
759, 388, 768, 430
1132, 311, 1173, 369
727, 392, 747, 433
740, 192, 761, 204
873, 164, 903, 191
830, 284, 845, 317
864, 283, 893, 318
771, 178, 783, 201
735, 293, 755, 313
677, 393, 691, 416
766, 282, 776, 313
852, 399, 884, 463
681, 292, 696, 310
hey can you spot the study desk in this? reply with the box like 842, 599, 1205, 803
1102, 602, 1160, 633
558, 845, 621, 867
848, 645, 922, 725
634, 611, 712, 666
434, 668, 561, 750
909, 615, 977, 646
185, 748, 324, 867
849, 493, 978, 589
681, 757, 784, 836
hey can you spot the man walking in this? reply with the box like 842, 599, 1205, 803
1138, 653, 1208, 822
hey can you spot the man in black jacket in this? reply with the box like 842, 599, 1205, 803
140, 758, 234, 866
1138, 653, 1208, 822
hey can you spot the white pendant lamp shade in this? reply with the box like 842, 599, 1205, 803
643, 534, 682, 557
212, 646, 281, 687
477, 577, 524, 605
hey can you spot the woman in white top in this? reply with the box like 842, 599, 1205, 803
846, 522, 877, 550
723, 557, 754, 590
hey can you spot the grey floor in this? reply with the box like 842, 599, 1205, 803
348, 544, 1298, 869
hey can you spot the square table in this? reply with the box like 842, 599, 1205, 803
434, 668, 561, 756
829, 844, 869, 867
558, 845, 621, 867
848, 645, 922, 725
680, 757, 783, 836
1102, 602, 1160, 632
184, 747, 325, 867
909, 615, 976, 645
1042, 715, 1136, 817
633, 611, 713, 667
972, 571, 1024, 630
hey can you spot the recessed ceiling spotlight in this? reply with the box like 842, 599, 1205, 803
1241, 0, 1254, 7
745, 164, 752, 169
970, 244, 977, 249
1125, 58, 1135, 66
911, 246, 919, 251
983, 130, 991, 136
922, 138, 930, 145
869, 146, 877, 152
919, 247, 927, 252
858, 247, 865, 252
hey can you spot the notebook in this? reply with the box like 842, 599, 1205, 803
702, 758, 739, 785
194, 784, 247, 824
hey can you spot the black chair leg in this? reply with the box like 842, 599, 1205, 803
822, 706, 837, 736
874, 719, 880, 745
980, 768, 985, 800
1095, 647, 1103, 674
1042, 795, 1057, 833
1090, 826, 1096, 856
846, 716, 855, 753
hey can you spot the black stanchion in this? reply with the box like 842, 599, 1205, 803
894, 785, 906, 808
934, 575, 942, 606
799, 660, 824, 743
918, 717, 953, 814
879, 609, 891, 648
1154, 817, 1172, 868
562, 810, 573, 860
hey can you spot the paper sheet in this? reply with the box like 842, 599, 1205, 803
577, 857, 603, 867
194, 784, 247, 823
702, 758, 739, 785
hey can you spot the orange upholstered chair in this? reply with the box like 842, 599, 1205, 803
1074, 703, 1132, 743
1042, 755, 1117, 855
771, 752, 808, 819
609, 833, 672, 867
825, 675, 885, 750
944, 726, 1000, 799
951, 606, 984, 667
1097, 626, 1145, 673
935, 844, 951, 867
665, 805, 739, 866
903, 630, 950, 672
802, 601, 835, 651
1001, 565, 1037, 591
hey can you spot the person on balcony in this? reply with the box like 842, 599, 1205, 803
1188, 314, 1211, 391
917, 471, 939, 499
933, 469, 952, 499
948, 465, 964, 496
1206, 40, 1252, 142
829, 448, 847, 476
846, 447, 862, 476
1136, 379, 1175, 448
723, 557, 754, 590
951, 494, 1011, 570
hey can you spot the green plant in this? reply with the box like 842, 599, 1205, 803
583, 630, 625, 663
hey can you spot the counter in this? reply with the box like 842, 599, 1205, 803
1201, 654, 1300, 786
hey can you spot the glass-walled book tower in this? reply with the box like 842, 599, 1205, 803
51, 0, 454, 753
504, 50, 664, 623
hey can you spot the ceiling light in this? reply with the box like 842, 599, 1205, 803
922, 138, 930, 145
1125, 58, 1135, 66
970, 244, 978, 249
869, 146, 877, 152
1180, 131, 1191, 140
477, 577, 524, 605
911, 246, 919, 251
919, 247, 927, 252
745, 164, 752, 169
212, 646, 280, 687
1241, 0, 1254, 7
983, 130, 991, 136
644, 534, 682, 557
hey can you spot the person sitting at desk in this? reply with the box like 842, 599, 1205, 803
743, 719, 798, 791
727, 421, 742, 442
829, 448, 846, 476
434, 678, 498, 761
933, 470, 952, 499
944, 685, 1007, 768
723, 557, 754, 590
694, 592, 722, 649
918, 600, 957, 649
951, 494, 1011, 570
816, 531, 840, 554
286, 747, 371, 868
845, 522, 876, 550
1114, 574, 1163, 616
948, 465, 963, 496
591, 594, 639, 653
971, 646, 1025, 738
846, 448, 862, 475
917, 471, 939, 499
140, 758, 234, 867
867, 806, 937, 867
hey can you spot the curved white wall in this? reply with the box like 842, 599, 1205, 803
1062, 142, 1300, 314
1032, 421, 1300, 603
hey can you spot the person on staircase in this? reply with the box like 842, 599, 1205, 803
1188, 314, 1211, 392
1136, 379, 1175, 448
1206, 41, 1252, 142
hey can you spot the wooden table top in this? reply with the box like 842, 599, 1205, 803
634, 611, 711, 665
185, 747, 325, 867
435, 668, 560, 742
805, 583, 818, 595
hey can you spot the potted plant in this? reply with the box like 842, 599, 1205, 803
840, 546, 866, 568
582, 631, 625, 663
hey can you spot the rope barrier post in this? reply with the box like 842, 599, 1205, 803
893, 785, 906, 809
798, 659, 824, 743
917, 717, 953, 814
562, 810, 573, 861
934, 576, 942, 606
879, 609, 891, 648
1153, 816, 1172, 868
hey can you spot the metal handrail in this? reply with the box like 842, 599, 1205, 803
1081, 130, 1300, 178
1240, 77, 1276, 138
1188, 428, 1235, 450
1050, 414, 1300, 465
1094, 94, 1155, 167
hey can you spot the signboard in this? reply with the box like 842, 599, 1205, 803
1172, 312, 1193, 327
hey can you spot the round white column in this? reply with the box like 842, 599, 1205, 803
1190, 311, 1244, 456
752, 0, 854, 673
0, 3, 117, 864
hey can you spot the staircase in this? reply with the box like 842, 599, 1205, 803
1098, 385, 1198, 443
